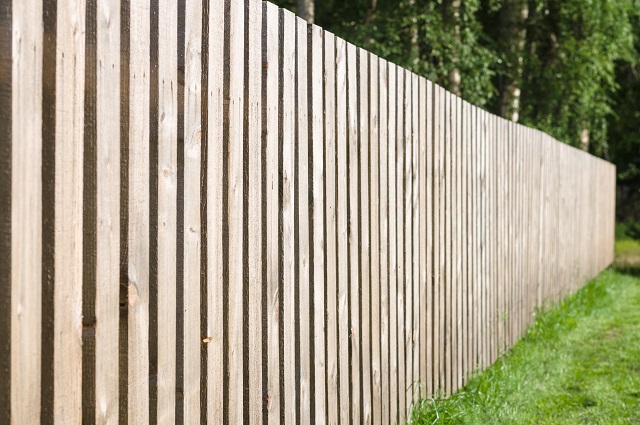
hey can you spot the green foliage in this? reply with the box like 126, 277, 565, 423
520, 0, 636, 155
411, 269, 640, 424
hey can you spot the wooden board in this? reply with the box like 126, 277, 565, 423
402, 70, 412, 416
324, 30, 339, 425
126, 0, 151, 420
335, 35, 350, 425
310, 23, 326, 425
247, 3, 263, 423
182, 0, 203, 418
387, 63, 398, 424
432, 84, 442, 394
96, 0, 122, 420
11, 0, 43, 421
281, 10, 296, 425
227, 0, 245, 421
378, 58, 390, 425
358, 48, 373, 425
263, 3, 280, 423
395, 67, 405, 418
411, 72, 420, 405
206, 0, 225, 422
346, 41, 360, 425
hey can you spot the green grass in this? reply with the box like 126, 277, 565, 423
410, 268, 640, 424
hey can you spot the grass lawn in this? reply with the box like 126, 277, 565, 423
411, 266, 640, 424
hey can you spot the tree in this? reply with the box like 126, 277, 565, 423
297, 0, 314, 23
498, 0, 529, 122
446, 0, 463, 95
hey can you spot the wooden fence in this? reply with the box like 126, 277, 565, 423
0, 0, 616, 423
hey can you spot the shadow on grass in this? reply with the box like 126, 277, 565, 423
613, 264, 640, 277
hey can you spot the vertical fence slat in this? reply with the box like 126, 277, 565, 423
127, 0, 150, 420
368, 53, 382, 425
157, 0, 177, 421
324, 30, 339, 425
295, 14, 311, 424
206, 0, 224, 423
450, 93, 458, 394
310, 23, 326, 425
96, 0, 121, 419
378, 58, 390, 425
228, 0, 245, 421
54, 0, 86, 421
411, 72, 420, 405
402, 70, 412, 416
335, 34, 350, 425
424, 80, 434, 397
387, 62, 398, 424
444, 90, 452, 395
248, 2, 263, 423
455, 96, 463, 391
433, 84, 443, 393
264, 3, 280, 423
418, 78, 429, 397
183, 0, 203, 417
396, 67, 406, 417
11, 0, 43, 421
473, 103, 478, 376
281, 9, 296, 425
462, 100, 469, 381
346, 41, 361, 425
358, 47, 373, 425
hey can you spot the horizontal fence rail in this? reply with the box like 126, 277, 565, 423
0, 0, 616, 423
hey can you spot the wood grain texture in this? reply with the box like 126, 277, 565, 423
247, 2, 263, 423
418, 77, 429, 398
335, 35, 350, 425
432, 84, 442, 394
324, 30, 339, 425
183, 0, 202, 418
206, 0, 224, 423
281, 8, 296, 425
402, 69, 411, 416
444, 90, 452, 395
438, 85, 446, 394
387, 63, 398, 424
227, 0, 245, 421
455, 96, 463, 391
346, 41, 360, 425
424, 80, 434, 397
96, 0, 121, 420
368, 54, 382, 425
263, 3, 280, 423
411, 73, 420, 405
378, 59, 390, 425
55, 0, 86, 421
310, 23, 326, 425
358, 48, 373, 425
157, 0, 177, 421
127, 0, 150, 421
295, 13, 311, 424
395, 67, 405, 418
11, 0, 43, 421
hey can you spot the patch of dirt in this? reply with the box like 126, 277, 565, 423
614, 255, 640, 268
